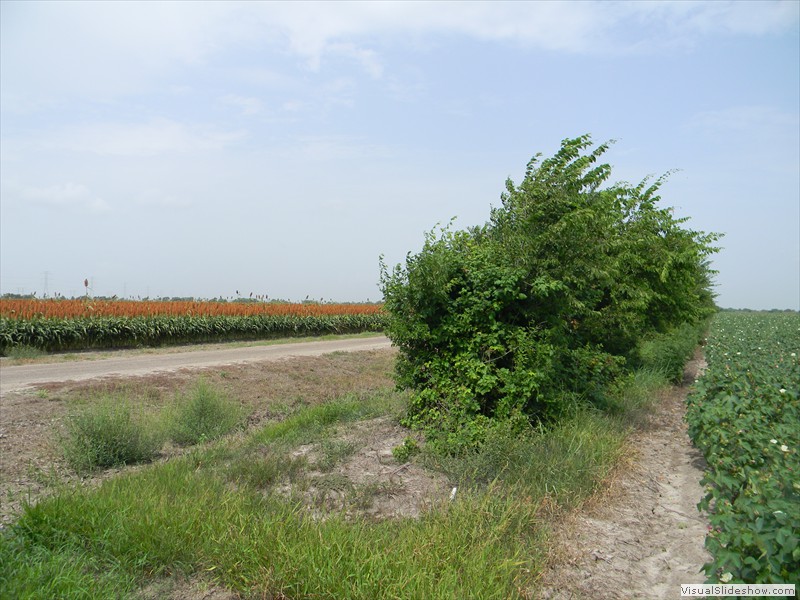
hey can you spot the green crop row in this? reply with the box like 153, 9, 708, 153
686, 311, 799, 584
0, 313, 388, 354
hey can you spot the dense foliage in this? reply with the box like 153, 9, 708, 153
0, 301, 386, 354
687, 311, 800, 584
381, 135, 719, 452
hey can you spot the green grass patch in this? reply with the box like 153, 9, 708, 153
60, 397, 162, 474
0, 532, 136, 600
166, 380, 246, 446
314, 439, 359, 472
4, 344, 47, 360
3, 460, 544, 599
248, 389, 404, 448
636, 321, 705, 383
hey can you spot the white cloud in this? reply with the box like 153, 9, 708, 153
39, 119, 246, 157
675, 0, 799, 36
135, 189, 192, 209
4, 0, 796, 108
246, 1, 611, 63
246, 1, 799, 65
327, 43, 384, 78
282, 100, 307, 112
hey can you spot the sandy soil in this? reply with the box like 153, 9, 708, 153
534, 353, 712, 599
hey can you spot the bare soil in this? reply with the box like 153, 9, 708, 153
534, 353, 712, 599
0, 346, 424, 527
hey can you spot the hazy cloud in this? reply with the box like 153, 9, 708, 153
688, 105, 800, 132
665, 0, 799, 36
38, 119, 246, 157
7, 181, 110, 212
291, 135, 394, 161
135, 189, 192, 209
222, 95, 265, 116
246, 1, 799, 64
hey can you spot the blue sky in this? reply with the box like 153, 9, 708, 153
1, 1, 798, 309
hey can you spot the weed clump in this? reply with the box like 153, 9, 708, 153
5, 344, 46, 359
167, 380, 245, 446
392, 437, 420, 463
61, 399, 161, 473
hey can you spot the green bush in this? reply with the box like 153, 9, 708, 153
61, 399, 162, 473
167, 380, 245, 446
381, 135, 720, 454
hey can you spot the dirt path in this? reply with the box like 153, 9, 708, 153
535, 354, 712, 599
0, 336, 391, 396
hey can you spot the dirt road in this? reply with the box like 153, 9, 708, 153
0, 336, 392, 396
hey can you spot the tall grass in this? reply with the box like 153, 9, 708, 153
4, 344, 46, 360
636, 321, 705, 383
57, 381, 248, 475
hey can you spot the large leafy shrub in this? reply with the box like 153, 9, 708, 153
381, 135, 719, 453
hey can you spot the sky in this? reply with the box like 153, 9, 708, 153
1, 1, 798, 309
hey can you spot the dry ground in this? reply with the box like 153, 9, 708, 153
1, 347, 453, 528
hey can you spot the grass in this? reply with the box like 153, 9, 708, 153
166, 380, 245, 446
57, 379, 247, 474
2, 459, 545, 599
314, 439, 359, 472
2, 339, 685, 599
636, 321, 705, 383
4, 344, 47, 360
60, 397, 162, 474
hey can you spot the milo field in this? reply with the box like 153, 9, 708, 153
0, 298, 387, 355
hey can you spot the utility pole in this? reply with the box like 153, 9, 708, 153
43, 271, 50, 297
